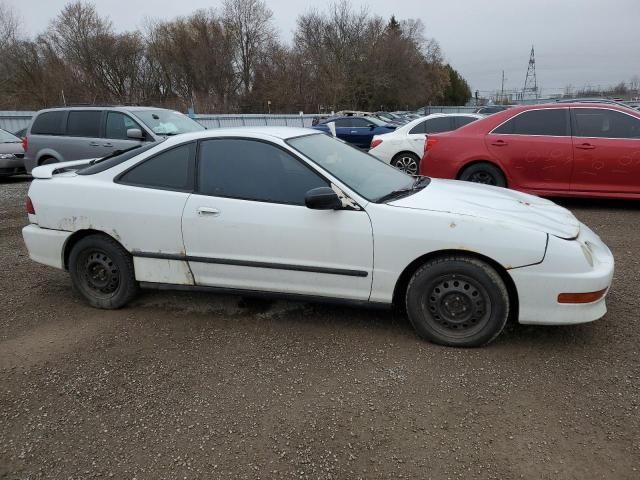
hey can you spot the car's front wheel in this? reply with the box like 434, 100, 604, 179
405, 256, 510, 347
391, 153, 420, 175
68, 234, 139, 309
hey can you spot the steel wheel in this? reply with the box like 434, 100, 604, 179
392, 154, 419, 175
79, 249, 120, 297
424, 274, 491, 339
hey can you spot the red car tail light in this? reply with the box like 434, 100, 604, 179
26, 196, 35, 215
370, 138, 383, 149
21, 136, 28, 152
426, 138, 439, 150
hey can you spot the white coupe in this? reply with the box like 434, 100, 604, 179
368, 113, 484, 174
22, 128, 614, 347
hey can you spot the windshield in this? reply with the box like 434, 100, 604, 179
133, 110, 205, 136
0, 129, 20, 143
287, 133, 416, 201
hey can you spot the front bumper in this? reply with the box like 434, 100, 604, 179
510, 223, 614, 325
0, 156, 26, 176
22, 224, 71, 270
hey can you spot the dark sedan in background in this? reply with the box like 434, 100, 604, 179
312, 116, 396, 149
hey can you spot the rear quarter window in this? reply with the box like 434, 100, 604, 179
31, 111, 67, 135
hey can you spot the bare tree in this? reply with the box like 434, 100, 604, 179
222, 0, 276, 95
0, 0, 20, 49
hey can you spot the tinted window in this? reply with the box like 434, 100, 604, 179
198, 139, 327, 205
67, 111, 102, 137
31, 111, 66, 135
105, 112, 142, 140
494, 109, 568, 136
332, 118, 351, 128
423, 117, 454, 134
455, 116, 478, 128
350, 118, 371, 127
409, 121, 427, 134
574, 109, 640, 139
119, 143, 195, 191
78, 143, 160, 175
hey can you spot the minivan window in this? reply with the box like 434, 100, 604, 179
493, 109, 568, 136
574, 108, 640, 139
118, 143, 195, 191
31, 111, 66, 135
67, 111, 102, 138
105, 112, 143, 140
198, 139, 328, 205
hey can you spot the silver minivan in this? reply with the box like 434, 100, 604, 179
23, 106, 205, 173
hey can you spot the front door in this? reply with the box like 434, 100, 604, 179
571, 107, 640, 194
103, 111, 148, 154
181, 137, 374, 300
485, 108, 574, 192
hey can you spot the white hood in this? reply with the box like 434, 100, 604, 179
389, 178, 580, 239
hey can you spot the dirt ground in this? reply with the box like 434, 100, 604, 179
1, 176, 638, 480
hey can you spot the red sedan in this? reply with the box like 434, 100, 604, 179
420, 103, 640, 199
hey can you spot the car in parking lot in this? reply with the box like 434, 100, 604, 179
22, 127, 614, 348
369, 113, 483, 174
0, 128, 26, 177
312, 116, 396, 149
23, 106, 205, 173
421, 103, 640, 198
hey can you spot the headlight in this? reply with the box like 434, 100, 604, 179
0, 153, 16, 159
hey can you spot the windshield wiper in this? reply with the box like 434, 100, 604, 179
89, 145, 142, 165
376, 176, 431, 203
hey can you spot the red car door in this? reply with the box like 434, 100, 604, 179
571, 107, 640, 194
485, 108, 574, 192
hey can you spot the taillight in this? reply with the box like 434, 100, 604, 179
21, 136, 28, 152
26, 196, 35, 215
426, 138, 439, 151
370, 138, 383, 149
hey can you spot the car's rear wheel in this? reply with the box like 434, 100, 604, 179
391, 153, 420, 175
39, 157, 58, 166
68, 234, 139, 309
459, 162, 506, 187
405, 256, 509, 347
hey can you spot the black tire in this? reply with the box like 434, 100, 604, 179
68, 234, 139, 309
391, 152, 420, 175
39, 157, 59, 166
459, 162, 506, 187
405, 256, 509, 347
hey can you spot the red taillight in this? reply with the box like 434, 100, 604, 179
426, 138, 439, 151
26, 196, 35, 215
21, 136, 28, 152
370, 138, 383, 149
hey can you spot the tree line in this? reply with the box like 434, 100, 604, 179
0, 0, 472, 113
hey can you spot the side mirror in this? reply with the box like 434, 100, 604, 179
305, 187, 342, 210
127, 128, 144, 140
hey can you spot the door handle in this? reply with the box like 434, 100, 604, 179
576, 143, 596, 150
350, 131, 358, 133
491, 140, 508, 147
103, 143, 113, 147
197, 207, 221, 216
89, 141, 100, 146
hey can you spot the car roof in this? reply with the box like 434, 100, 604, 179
33, 106, 181, 114
157, 127, 321, 146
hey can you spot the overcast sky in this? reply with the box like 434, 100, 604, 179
6, 0, 640, 95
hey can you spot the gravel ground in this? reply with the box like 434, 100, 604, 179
1, 176, 639, 479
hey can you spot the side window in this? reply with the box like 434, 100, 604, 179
409, 121, 427, 135
105, 112, 143, 140
424, 117, 454, 134
67, 111, 102, 138
332, 118, 351, 128
198, 139, 328, 205
574, 109, 640, 139
119, 143, 195, 191
350, 118, 371, 128
31, 111, 66, 135
455, 116, 478, 128
494, 109, 568, 136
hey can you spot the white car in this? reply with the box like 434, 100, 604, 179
22, 128, 614, 347
369, 113, 484, 174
